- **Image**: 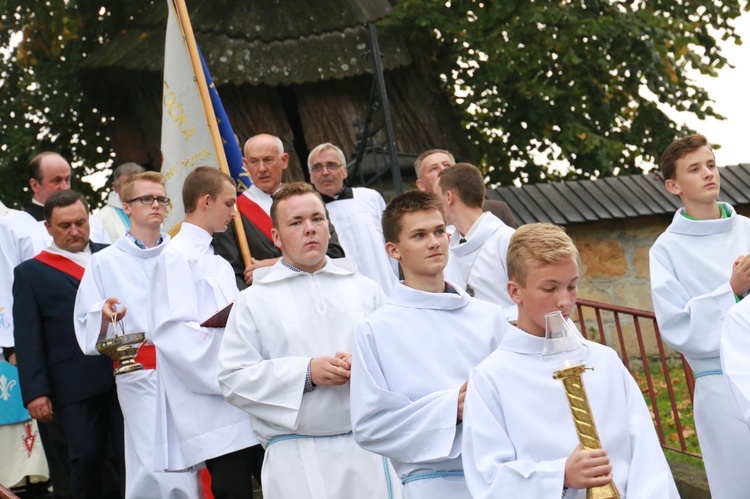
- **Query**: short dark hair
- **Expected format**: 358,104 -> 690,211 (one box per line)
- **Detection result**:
44,190 -> 89,222
437,162 -> 485,209
413,149 -> 455,178
659,134 -> 711,180
382,190 -> 444,243
270,182 -> 325,227
29,152 -> 61,182
182,167 -> 234,213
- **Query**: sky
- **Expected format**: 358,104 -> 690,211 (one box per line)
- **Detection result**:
667,13 -> 750,166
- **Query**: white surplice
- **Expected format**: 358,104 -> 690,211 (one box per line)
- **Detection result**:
721,296 -> 750,426
219,258 -> 401,499
443,212 -> 516,318
462,323 -> 679,499
325,188 -> 397,293
94,191 -> 128,243
350,282 -> 507,499
650,203 -> 750,498
0,211 -> 110,348
147,222 -> 257,472
74,234 -> 202,498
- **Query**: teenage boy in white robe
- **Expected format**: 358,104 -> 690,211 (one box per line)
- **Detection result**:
147,167 -> 261,498
463,223 -> 678,498
218,182 -> 401,499
350,190 -> 507,499
649,134 -> 750,498
74,172 -> 202,499
435,163 -> 516,316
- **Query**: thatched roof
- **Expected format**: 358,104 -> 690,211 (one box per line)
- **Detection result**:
80,0 -> 412,86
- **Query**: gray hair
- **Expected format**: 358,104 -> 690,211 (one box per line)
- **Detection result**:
113,162 -> 145,185
307,143 -> 346,171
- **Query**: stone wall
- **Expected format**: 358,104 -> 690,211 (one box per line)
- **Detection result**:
564,205 -> 750,358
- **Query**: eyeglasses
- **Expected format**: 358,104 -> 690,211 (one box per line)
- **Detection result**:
125,195 -> 170,206
310,162 -> 344,174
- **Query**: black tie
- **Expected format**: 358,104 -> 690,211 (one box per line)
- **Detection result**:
459,238 -> 467,244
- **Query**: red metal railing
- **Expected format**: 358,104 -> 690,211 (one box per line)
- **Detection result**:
575,298 -> 701,459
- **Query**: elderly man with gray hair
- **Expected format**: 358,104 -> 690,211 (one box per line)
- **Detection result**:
308,142 -> 397,292
95,162 -> 145,242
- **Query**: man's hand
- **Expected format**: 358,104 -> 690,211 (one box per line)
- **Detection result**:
335,351 -> 352,367
243,257 -> 280,285
564,445 -> 613,490
101,297 -> 127,336
27,396 -> 54,423
457,381 -> 468,423
311,354 -> 351,386
730,255 -> 750,297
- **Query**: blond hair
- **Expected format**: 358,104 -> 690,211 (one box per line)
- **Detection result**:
507,223 -> 578,286
121,171 -> 165,203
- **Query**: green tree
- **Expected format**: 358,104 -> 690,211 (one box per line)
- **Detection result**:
390,0 -> 748,184
0,0 -> 144,208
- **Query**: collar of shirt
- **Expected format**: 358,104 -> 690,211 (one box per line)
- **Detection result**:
320,186 -> 353,203
125,231 -> 164,250
680,203 -> 730,221
281,258 -> 304,273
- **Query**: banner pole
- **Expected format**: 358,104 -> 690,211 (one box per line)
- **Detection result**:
170,0 -> 253,267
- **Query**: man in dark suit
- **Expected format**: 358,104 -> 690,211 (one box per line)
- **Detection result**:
13,190 -> 124,499
213,133 -> 345,289
414,148 -> 519,228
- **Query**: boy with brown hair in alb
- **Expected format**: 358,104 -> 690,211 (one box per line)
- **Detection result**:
649,134 -> 750,497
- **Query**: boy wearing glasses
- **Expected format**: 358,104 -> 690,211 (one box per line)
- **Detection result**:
74,172 -> 202,498
308,142 -> 398,292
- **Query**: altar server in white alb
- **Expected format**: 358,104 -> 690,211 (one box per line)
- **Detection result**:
435,163 -> 516,316
147,167 -> 261,498
350,191 -> 507,499
94,162 -> 145,243
74,172 -> 202,499
219,182 -> 401,498
308,142 -> 398,292
463,223 -> 678,499
649,134 -> 750,498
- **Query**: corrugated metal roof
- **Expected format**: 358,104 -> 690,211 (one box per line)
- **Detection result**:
79,0 -> 412,86
489,164 -> 750,225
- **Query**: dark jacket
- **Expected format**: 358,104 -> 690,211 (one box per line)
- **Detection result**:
13,242 -> 113,408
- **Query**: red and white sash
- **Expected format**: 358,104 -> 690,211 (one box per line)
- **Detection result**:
237,194 -> 274,242
34,250 -> 85,281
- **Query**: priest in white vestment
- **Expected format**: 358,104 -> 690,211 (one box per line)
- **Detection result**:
435,164 -> 516,317
350,191 -> 507,499
219,183 -> 401,499
650,135 -> 750,497
74,172 -> 201,498
307,143 -> 398,292
147,167 -> 260,498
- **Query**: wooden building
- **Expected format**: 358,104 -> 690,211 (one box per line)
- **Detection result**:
77,0 -> 472,183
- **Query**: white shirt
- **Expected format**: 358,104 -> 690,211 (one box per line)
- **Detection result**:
325,187 -> 398,292
444,212 -> 516,318
147,222 -> 257,471
650,203 -> 750,373
462,323 -> 679,499
219,258 -> 399,498
350,282 -> 507,498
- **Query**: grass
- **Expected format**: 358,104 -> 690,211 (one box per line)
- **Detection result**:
629,359 -> 704,469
